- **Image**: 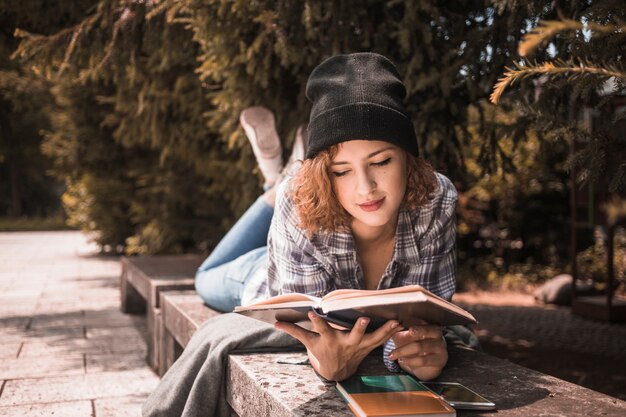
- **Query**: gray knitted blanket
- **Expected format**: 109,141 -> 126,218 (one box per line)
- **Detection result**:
142,313 -> 303,417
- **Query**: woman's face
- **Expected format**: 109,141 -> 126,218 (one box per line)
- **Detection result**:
329,140 -> 407,235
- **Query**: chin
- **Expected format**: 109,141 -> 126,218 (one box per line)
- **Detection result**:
354,213 -> 394,228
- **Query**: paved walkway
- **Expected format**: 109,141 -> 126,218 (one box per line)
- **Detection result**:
453,291 -> 626,400
0,231 -> 158,416
2,231 -> 625,415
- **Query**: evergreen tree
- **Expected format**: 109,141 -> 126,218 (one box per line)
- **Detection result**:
490,0 -> 625,193
13,0 -> 238,252
0,1 -> 96,218
14,0 -> 615,258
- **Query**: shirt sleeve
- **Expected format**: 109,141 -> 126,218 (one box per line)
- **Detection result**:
383,338 -> 402,372
412,174 -> 458,301
265,179 -> 334,297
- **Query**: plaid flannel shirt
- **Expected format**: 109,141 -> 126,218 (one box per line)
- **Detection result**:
242,172 -> 458,372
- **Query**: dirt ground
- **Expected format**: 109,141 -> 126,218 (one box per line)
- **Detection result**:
452,290 -> 626,401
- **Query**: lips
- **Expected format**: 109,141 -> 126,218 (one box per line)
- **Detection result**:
358,197 -> 385,212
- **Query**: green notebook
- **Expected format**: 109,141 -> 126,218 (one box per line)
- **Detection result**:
335,375 -> 455,417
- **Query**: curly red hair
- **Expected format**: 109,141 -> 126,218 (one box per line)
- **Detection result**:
289,144 -> 438,238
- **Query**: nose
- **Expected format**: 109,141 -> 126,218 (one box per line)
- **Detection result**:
355,168 -> 376,197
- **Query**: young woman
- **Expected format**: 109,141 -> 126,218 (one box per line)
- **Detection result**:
195,52 -> 457,382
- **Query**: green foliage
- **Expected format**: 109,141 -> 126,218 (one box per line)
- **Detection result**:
167,0 -> 542,178
0,215 -> 74,231
458,101 -> 570,265
491,0 -> 626,193
12,0 -> 238,253
458,254 -> 563,291
11,0 -> 545,253
0,1 -> 96,218
9,0 -> 620,261
576,227 -> 626,284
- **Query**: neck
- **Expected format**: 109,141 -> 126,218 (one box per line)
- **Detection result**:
351,217 -> 398,248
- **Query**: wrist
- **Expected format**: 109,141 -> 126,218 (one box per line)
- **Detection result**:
307,350 -> 359,381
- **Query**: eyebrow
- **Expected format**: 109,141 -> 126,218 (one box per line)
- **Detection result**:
331,146 -> 394,166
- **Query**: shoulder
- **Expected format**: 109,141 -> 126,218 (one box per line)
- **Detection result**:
410,172 -> 457,215
274,176 -> 300,227
272,176 -> 312,245
406,172 -> 457,232
433,172 -> 458,205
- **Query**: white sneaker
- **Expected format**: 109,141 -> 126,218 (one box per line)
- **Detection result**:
284,124 -> 308,176
240,106 -> 283,186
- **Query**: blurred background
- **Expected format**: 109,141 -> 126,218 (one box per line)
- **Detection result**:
1,0 -> 624,294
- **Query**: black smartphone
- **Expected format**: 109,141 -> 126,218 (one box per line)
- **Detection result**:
422,382 -> 496,410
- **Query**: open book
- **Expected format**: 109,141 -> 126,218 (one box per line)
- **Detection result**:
234,285 -> 477,331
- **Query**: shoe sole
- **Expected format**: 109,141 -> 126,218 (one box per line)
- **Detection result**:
240,107 -> 281,159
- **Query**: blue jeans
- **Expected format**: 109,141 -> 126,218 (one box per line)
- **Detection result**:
195,196 -> 273,312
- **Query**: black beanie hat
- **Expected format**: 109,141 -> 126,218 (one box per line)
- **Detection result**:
305,52 -> 418,159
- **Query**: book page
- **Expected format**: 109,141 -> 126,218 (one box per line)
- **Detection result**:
234,292 -> 320,309
321,284 -> 428,302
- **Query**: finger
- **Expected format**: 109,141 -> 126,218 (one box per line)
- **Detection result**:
274,321 -> 316,347
391,329 -> 412,347
307,311 -> 334,336
347,317 -> 370,345
403,325 -> 443,342
362,319 -> 401,348
389,338 -> 446,360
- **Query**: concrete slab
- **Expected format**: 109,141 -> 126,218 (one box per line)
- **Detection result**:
0,369 -> 159,406
0,317 -> 29,330
0,400 -> 93,417
0,343 -> 21,359
0,231 -> 158,415
86,326 -> 146,340
0,327 -> 85,344
86,352 -> 148,373
94,395 -> 144,417
0,355 -> 85,379
19,335 -> 147,357
30,311 -> 142,330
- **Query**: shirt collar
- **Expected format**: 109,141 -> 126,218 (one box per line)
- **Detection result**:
321,207 -> 420,264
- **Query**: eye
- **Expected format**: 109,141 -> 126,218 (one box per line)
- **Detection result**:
372,157 -> 391,167
332,170 -> 350,177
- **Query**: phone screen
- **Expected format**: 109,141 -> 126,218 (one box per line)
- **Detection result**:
422,382 -> 496,410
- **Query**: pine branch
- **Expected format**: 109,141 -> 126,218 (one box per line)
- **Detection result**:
519,19 -> 626,57
490,59 -> 626,104
518,19 -> 582,57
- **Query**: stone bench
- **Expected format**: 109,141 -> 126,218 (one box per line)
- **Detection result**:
158,292 -> 626,416
120,254 -> 204,373
159,290 -> 220,376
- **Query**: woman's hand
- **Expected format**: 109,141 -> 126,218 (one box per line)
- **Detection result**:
389,324 -> 448,381
275,311 -> 402,381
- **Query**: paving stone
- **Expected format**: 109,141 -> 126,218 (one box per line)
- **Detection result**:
0,327 -> 85,344
34,302 -> 115,315
86,326 -> 146,340
0,317 -> 29,330
0,343 -> 21,359
30,311 -> 142,330
0,400 -> 93,417
85,352 -> 147,373
20,337 -> 147,358
0,369 -> 159,406
0,290 -> 42,300
94,395 -> 145,417
0,302 -> 37,317
0,354 -> 84,380
28,312 -> 85,330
